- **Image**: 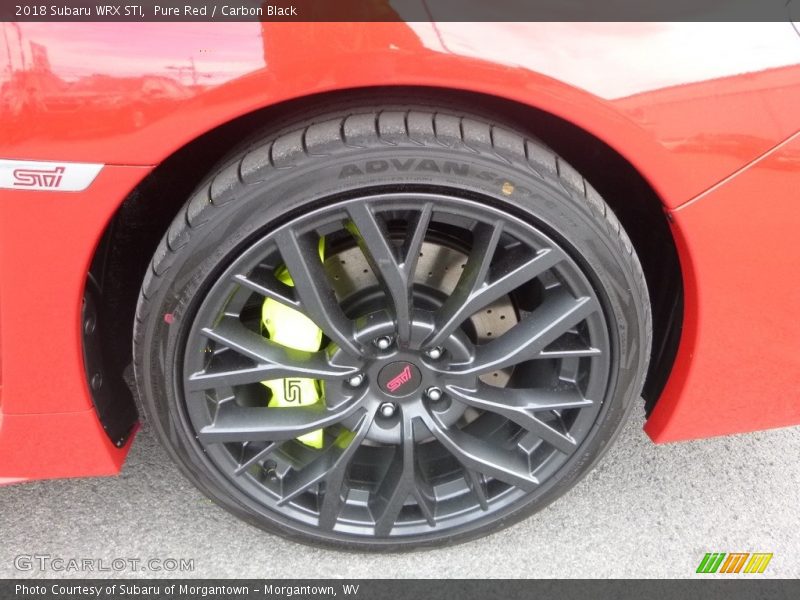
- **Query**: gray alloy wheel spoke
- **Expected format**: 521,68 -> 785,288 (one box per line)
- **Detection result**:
186,317 -> 358,391
426,415 -> 539,491
277,411 -> 373,507
446,383 -> 593,412
370,415 -> 433,537
464,469 -> 489,510
449,287 -> 599,376
232,271 -> 300,309
316,412 -> 376,530
537,347 -> 602,359
415,486 -> 437,528
197,398 -> 362,444
186,365 -> 291,391
346,203 -> 432,346
274,228 -> 360,356
277,443 -> 348,506
401,203 -> 434,279
446,384 -> 584,454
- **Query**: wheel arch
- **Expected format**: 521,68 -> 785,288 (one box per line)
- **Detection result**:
85,86 -> 683,437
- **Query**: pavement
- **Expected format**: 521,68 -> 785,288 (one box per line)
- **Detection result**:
1,405 -> 798,579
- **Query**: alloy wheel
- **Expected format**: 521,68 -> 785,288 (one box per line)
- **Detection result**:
180,192 -> 612,540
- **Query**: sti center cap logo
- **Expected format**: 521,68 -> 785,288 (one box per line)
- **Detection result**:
378,362 -> 422,397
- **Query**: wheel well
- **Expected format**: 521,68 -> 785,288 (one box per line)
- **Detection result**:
87,86 -> 682,431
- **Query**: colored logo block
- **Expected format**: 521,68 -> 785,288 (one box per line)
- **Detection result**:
696,552 -> 772,574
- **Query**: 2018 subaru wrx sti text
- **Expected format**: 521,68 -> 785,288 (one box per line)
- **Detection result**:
1,21 -> 799,550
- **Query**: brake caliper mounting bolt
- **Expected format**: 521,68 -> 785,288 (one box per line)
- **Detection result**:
425,347 -> 443,360
379,402 -> 397,418
348,373 -> 365,387
374,336 -> 393,350
425,386 -> 443,402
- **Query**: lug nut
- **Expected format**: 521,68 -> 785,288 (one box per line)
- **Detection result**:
379,402 -> 397,418
425,347 -> 443,360
374,336 -> 393,350
425,386 -> 443,402
347,373 -> 365,387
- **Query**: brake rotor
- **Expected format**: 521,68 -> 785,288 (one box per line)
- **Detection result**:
324,241 -> 518,385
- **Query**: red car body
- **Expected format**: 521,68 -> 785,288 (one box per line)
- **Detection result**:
1,22 -> 799,484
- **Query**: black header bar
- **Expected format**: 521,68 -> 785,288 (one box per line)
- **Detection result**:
2,0 -> 799,22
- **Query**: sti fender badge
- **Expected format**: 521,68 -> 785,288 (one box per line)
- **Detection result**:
0,159 -> 104,192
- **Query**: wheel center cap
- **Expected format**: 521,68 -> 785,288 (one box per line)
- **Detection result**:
377,361 -> 422,397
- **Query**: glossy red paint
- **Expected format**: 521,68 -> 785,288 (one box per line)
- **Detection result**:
0,412 -> 134,483
0,22 -> 799,481
647,131 -> 800,442
3,23 -> 800,207
0,166 -> 148,479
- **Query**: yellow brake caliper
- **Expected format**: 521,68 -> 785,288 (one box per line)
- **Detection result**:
260,239 -> 325,449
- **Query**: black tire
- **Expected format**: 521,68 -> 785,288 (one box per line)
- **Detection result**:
133,106 -> 651,551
